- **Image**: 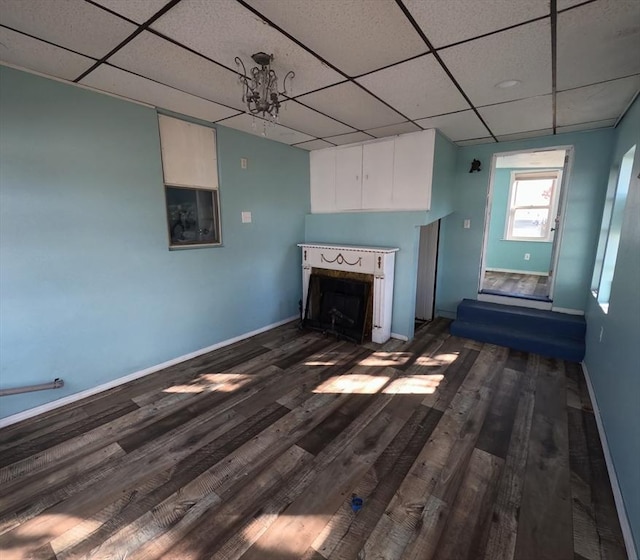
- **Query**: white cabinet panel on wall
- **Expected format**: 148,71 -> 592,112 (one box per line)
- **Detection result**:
158,115 -> 218,189
362,138 -> 394,210
335,145 -> 363,210
310,149 -> 337,213
392,129 -> 435,210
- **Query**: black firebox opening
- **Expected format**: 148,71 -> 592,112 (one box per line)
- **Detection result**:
304,273 -> 371,344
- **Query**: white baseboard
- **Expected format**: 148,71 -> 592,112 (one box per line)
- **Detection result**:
551,306 -> 585,316
477,293 -> 553,310
581,362 -> 638,560
390,333 -> 409,341
485,267 -> 548,276
0,315 -> 298,429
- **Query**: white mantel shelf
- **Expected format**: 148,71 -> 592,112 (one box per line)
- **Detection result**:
298,243 -> 399,344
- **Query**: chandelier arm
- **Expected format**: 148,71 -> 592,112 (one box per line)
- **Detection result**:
281,71 -> 295,95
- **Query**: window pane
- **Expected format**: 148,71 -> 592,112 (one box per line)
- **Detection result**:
166,187 -> 220,246
512,208 -> 549,238
513,179 -> 554,207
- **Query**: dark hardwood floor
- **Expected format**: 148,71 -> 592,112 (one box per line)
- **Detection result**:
482,270 -> 550,299
0,319 -> 627,560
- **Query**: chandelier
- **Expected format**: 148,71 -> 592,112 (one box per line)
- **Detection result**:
235,52 -> 295,124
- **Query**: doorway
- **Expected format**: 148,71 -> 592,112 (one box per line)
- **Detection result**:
479,147 -> 572,308
415,220 -> 440,323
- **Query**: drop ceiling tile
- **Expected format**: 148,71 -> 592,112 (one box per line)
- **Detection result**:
478,95 -> 553,135
556,119 -> 617,134
404,0 -> 549,48
556,76 -> 640,126
293,139 -> 335,151
0,0 -> 137,59
557,0 -> 589,9
356,54 -> 469,120
365,122 -> 422,138
416,110 -> 489,142
440,19 -> 552,107
557,0 -> 640,90
296,82 -> 405,130
243,0 -> 426,77
496,129 -> 553,141
0,27 -> 95,80
92,0 -> 169,24
324,132 -> 374,146
151,0 -> 343,96
456,137 -> 496,146
80,65 -> 239,122
414,110 -> 490,141
218,114 -> 314,145
278,101 -> 355,138
108,31 -> 245,110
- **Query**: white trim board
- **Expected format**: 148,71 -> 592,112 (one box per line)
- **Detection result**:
485,268 -> 549,276
551,306 -> 585,316
0,315 -> 298,429
581,362 -> 638,560
390,333 -> 409,341
477,293 -> 553,310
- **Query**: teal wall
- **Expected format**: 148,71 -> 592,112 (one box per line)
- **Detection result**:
485,167 -> 554,273
0,66 -> 310,419
305,132 -> 457,340
437,128 -> 615,316
584,97 -> 640,553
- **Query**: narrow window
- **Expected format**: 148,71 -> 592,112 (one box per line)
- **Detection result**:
595,145 -> 635,312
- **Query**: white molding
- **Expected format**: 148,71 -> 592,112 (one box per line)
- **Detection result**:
0,316 -> 298,429
390,333 -> 409,341
581,362 -> 638,560
551,306 -> 585,316
485,268 -> 548,276
477,293 -> 552,310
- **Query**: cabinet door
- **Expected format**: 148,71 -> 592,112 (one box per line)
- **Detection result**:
362,139 -> 394,210
392,129 -> 435,210
335,145 -> 363,210
310,148 -> 337,213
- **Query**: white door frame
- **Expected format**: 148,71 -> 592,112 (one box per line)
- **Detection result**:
477,145 -> 574,308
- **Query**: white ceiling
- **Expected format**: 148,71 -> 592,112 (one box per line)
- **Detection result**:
0,0 -> 638,150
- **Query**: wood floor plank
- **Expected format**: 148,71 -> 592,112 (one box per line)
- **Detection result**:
482,353 -> 539,560
0,319 -> 628,560
514,357 -> 574,560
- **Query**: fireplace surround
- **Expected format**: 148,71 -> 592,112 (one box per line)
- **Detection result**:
298,243 -> 399,344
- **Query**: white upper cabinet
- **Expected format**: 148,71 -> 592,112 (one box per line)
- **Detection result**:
158,115 -> 218,189
362,139 -> 395,210
310,149 -> 336,213
335,145 -> 363,210
392,129 -> 434,210
309,129 -> 435,213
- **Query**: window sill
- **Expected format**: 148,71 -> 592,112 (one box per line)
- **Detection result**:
501,238 -> 552,243
169,243 -> 223,251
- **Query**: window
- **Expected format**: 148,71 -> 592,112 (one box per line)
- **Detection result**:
505,171 -> 561,241
593,145 -> 635,312
158,115 -> 221,249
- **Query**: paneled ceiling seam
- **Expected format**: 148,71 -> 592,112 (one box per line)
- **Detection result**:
557,73 -> 640,93
0,24 -> 100,62
73,0 -> 184,83
557,0 -> 599,14
614,90 -> 640,128
234,0 -> 415,127
84,0 -> 142,27
551,0 -> 558,134
394,0 -> 498,142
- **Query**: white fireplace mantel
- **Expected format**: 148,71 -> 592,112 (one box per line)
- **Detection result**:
298,243 -> 399,344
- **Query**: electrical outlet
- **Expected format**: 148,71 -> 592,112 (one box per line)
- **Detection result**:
241,211 -> 252,223
240,158 -> 248,169
524,253 -> 530,261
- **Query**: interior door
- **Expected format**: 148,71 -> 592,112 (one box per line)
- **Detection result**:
415,221 -> 440,321
547,150 -> 572,299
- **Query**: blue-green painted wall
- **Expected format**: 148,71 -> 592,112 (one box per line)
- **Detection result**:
437,128 -> 615,317
485,167 -> 554,273
0,66 -> 310,419
584,97 -> 640,554
305,131 -> 457,340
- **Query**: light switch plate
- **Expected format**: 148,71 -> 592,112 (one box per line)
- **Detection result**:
463,219 -> 471,229
241,211 -> 252,223
241,158 -> 248,169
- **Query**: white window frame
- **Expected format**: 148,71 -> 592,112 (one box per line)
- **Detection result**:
504,170 -> 561,242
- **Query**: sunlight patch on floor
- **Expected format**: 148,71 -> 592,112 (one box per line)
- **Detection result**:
313,374 -> 390,394
415,352 -> 459,367
383,374 -> 444,394
162,373 -> 252,394
358,351 -> 412,367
